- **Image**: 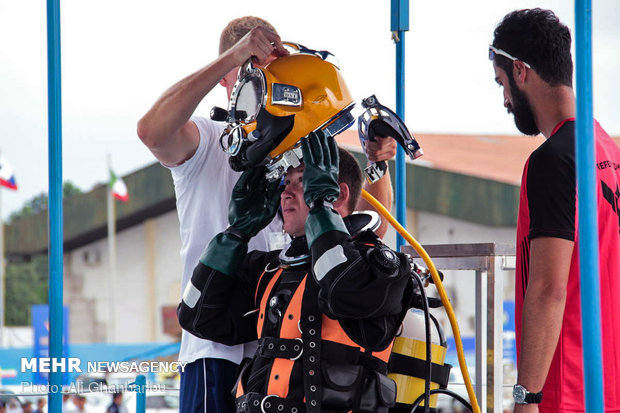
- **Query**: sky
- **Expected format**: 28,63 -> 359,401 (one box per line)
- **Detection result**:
0,0 -> 618,219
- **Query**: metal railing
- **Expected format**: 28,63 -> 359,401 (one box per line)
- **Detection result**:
401,242 -> 515,413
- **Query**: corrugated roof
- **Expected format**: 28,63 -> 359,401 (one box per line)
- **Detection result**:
337,130 -> 620,185
5,162 -> 176,259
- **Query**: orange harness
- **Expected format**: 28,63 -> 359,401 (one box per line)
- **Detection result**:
235,267 -> 394,413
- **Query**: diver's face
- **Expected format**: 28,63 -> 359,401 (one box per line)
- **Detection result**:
281,165 -> 309,238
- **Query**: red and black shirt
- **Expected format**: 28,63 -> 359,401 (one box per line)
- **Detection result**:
515,119 -> 620,411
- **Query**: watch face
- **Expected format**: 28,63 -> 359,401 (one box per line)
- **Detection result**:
513,385 -> 527,404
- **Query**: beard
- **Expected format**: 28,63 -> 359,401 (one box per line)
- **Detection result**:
507,74 -> 540,136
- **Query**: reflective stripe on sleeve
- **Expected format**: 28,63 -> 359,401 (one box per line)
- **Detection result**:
313,245 -> 347,281
182,280 -> 201,309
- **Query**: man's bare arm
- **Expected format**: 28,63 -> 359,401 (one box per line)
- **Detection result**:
356,136 -> 397,238
514,236 -> 574,413
137,28 -> 287,166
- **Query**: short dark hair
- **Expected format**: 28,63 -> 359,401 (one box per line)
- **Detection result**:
219,16 -> 277,55
492,8 -> 573,87
337,147 -> 362,214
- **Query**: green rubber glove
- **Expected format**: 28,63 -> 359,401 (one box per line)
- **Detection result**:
229,165 -> 284,240
200,166 -> 283,276
301,131 -> 348,248
301,130 -> 340,207
199,232 -> 248,276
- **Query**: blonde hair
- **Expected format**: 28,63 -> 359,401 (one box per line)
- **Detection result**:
219,16 -> 277,54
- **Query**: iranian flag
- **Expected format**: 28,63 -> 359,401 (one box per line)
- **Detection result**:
109,170 -> 129,202
0,155 -> 18,190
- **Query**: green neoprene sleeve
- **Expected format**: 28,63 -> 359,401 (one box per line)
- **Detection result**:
305,207 -> 349,249
199,232 -> 248,276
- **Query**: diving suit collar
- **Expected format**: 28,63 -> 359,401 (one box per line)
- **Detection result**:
279,236 -> 310,268
277,211 -> 381,268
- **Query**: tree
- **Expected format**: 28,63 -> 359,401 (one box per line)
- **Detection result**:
8,181 -> 82,222
4,183 -> 81,325
5,255 -> 48,326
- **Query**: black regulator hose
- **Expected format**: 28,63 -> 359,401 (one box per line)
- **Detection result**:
410,389 -> 473,412
409,270 -> 431,413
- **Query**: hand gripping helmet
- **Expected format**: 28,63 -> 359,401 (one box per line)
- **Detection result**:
213,43 -> 355,181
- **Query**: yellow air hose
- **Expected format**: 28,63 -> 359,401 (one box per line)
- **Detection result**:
361,189 -> 481,413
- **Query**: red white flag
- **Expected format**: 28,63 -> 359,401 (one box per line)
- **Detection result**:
0,155 -> 18,190
109,170 -> 128,202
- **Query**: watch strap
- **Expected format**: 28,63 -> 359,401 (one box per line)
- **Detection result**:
524,391 -> 543,404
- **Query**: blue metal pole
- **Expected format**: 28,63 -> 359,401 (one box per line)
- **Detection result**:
575,1 -> 604,411
46,0 -> 63,412
391,0 -> 409,251
395,35 -> 406,251
135,375 -> 146,413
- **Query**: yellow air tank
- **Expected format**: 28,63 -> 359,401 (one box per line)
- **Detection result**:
389,308 -> 451,412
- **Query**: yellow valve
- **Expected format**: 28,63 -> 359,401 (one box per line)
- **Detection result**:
361,189 -> 481,413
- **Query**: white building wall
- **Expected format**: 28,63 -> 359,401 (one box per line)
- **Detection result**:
414,211 -> 516,246
64,211 -> 183,344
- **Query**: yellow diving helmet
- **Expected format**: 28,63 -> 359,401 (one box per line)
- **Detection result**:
213,43 -> 355,180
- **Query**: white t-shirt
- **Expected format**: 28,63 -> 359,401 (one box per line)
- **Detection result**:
168,115 -> 283,364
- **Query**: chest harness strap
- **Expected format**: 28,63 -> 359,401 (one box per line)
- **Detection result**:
235,392 -> 305,413
299,275 -> 323,413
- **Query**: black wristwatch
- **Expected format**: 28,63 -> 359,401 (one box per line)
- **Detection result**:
513,384 -> 543,404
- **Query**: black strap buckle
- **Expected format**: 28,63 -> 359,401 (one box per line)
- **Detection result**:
235,393 -> 305,413
257,337 -> 303,361
235,393 -> 262,413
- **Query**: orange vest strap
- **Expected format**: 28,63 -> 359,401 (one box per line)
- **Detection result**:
266,358 -> 295,397
256,268 -> 283,337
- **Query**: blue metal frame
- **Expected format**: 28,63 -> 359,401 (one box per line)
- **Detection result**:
135,375 -> 147,413
46,0 -> 63,411
391,0 -> 409,250
395,38 -> 406,250
575,0 -> 604,411
391,0 -> 409,31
